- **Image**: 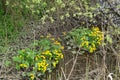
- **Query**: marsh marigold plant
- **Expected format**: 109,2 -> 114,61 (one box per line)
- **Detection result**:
66,27 -> 104,53
13,33 -> 64,79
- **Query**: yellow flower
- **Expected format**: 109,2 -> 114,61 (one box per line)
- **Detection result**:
19,55 -> 22,58
90,32 -> 96,36
89,46 -> 96,53
54,41 -> 61,45
35,55 -> 46,61
42,50 -> 52,55
52,61 -> 58,67
30,74 -> 34,80
35,56 -> 38,61
89,48 -> 93,53
80,42 -> 85,47
46,50 -> 50,53
80,36 -> 85,40
92,43 -> 95,47
85,41 -> 89,46
50,38 -> 55,41
40,55 -> 45,59
37,60 -> 48,73
60,54 -> 63,59
53,62 -> 57,67
19,64 -> 28,68
97,41 -> 100,45
92,27 -> 100,31
54,49 -> 59,53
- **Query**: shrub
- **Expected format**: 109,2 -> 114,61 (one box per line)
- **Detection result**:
5,0 -> 48,19
40,0 -> 100,25
12,34 -> 64,79
65,27 -> 104,54
0,0 -> 48,42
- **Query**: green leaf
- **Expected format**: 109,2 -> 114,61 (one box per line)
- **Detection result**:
22,72 -> 27,77
16,64 -> 20,70
4,60 -> 11,67
102,42 -> 106,46
44,46 -> 50,50
106,35 -> 112,44
12,56 -> 21,63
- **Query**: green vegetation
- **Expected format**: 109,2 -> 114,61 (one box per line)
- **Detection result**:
41,0 -> 100,24
12,34 -> 64,79
0,0 -> 48,43
65,27 -> 104,54
0,0 -> 98,41
0,0 -> 120,80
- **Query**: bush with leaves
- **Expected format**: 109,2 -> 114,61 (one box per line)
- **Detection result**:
0,0 -> 48,42
40,0 -> 100,25
65,27 -> 104,54
5,0 -> 47,18
12,34 -> 64,79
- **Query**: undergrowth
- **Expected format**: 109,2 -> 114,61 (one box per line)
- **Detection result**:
0,0 -> 120,80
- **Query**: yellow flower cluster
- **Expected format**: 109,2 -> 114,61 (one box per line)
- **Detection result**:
89,43 -> 96,53
35,49 -> 63,71
92,27 -> 99,32
89,27 -> 104,53
35,53 -> 49,73
54,50 -> 63,59
50,38 -> 55,41
42,50 -> 52,58
37,60 -> 48,73
14,33 -> 64,79
54,41 -> 61,45
30,73 -> 34,80
78,27 -> 104,53
52,50 -> 63,67
35,55 -> 45,61
52,61 -> 58,67
37,34 -> 64,72
91,27 -> 104,45
80,40 -> 89,47
19,63 -> 28,68
80,40 -> 96,53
